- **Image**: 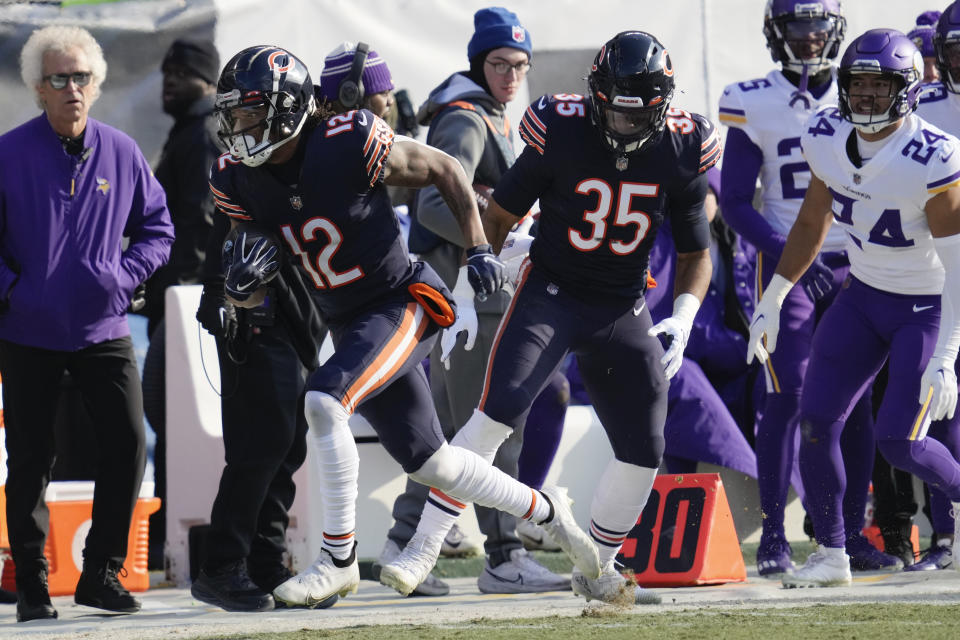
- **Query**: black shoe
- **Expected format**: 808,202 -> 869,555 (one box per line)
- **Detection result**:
248,562 -> 294,594
880,519 -> 917,567
16,567 -> 58,622
192,561 -> 274,612
75,559 -> 141,613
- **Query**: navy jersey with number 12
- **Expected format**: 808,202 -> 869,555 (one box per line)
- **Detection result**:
494,93 -> 718,300
209,109 -> 415,322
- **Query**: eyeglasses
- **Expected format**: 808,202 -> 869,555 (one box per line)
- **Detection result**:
485,60 -> 531,75
43,72 -> 92,90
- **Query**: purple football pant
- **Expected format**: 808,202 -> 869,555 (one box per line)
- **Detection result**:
799,277 -> 960,548
754,251 -> 874,540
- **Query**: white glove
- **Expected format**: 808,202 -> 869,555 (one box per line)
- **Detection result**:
499,231 -> 533,287
647,293 -> 700,380
440,266 -> 478,369
746,274 -> 794,365
920,355 -> 959,421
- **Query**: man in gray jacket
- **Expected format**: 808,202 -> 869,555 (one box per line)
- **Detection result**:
376,6 -> 569,596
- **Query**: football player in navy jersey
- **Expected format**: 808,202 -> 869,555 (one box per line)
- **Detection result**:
205,46 -> 600,608
380,31 -> 715,605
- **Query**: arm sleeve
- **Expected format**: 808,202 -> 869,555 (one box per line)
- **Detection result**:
415,109 -> 488,247
719,127 -> 787,258
492,144 -> 551,218
933,233 -> 960,363
668,171 -> 711,253
201,209 -> 231,287
121,151 -> 175,293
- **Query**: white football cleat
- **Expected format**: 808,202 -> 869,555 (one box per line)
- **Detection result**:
538,486 -> 601,580
572,560 -> 661,605
379,536 -> 442,597
517,518 -> 562,552
272,548 -> 359,606
373,538 -> 449,596
781,546 -> 852,588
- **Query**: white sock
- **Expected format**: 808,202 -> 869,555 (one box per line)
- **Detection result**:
449,409 -> 513,462
410,490 -> 468,556
411,443 -> 550,527
399,412 -> 514,556
589,460 -> 657,566
305,392 -> 359,561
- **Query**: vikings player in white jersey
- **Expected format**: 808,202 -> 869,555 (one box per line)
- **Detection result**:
749,29 -> 960,588
718,0 -> 892,577
908,2 -> 960,572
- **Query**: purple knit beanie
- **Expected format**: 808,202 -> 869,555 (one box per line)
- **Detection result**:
319,41 -> 394,103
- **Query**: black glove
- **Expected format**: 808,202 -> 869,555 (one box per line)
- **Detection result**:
223,226 -> 282,304
465,244 -> 507,302
127,283 -> 147,313
196,286 -> 238,341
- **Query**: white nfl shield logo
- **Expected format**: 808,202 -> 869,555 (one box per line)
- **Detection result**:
852,174 -> 862,185
290,195 -> 303,210
512,25 -> 525,43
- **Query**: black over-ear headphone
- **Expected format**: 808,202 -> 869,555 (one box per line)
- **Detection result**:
338,42 -> 370,110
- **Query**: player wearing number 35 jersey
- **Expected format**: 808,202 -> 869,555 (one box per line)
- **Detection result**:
382,30 -> 715,606
748,29 -> 960,588
206,45 -> 600,609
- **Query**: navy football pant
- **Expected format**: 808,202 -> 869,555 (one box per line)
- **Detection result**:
309,300 -> 444,474
479,265 -> 666,470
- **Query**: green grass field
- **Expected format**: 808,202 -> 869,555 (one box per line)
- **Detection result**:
196,604 -> 960,640
183,540 -> 956,640
356,540 -> 821,581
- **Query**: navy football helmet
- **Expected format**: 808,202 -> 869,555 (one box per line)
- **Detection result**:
837,29 -> 923,134
936,2 -> 960,93
763,0 -> 846,73
587,31 -> 675,155
223,223 -> 282,304
215,46 -> 316,167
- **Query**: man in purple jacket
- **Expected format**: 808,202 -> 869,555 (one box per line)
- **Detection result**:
0,26 -> 173,622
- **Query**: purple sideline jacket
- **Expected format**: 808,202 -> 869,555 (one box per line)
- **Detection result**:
0,114 -> 173,351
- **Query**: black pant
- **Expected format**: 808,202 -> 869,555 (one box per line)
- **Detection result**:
0,337 -> 146,571
204,322 -> 308,572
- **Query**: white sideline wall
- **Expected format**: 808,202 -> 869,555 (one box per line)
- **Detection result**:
164,284 -> 822,586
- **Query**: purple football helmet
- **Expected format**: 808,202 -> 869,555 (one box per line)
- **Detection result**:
837,29 -> 923,134
763,0 -> 846,73
936,2 -> 960,93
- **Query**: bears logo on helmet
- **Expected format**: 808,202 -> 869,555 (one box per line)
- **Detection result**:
587,31 -> 676,157
214,46 -> 316,167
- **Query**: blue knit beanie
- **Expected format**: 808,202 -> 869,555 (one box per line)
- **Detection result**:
467,7 -> 532,62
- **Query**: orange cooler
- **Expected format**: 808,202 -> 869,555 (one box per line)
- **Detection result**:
1,481 -> 159,596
